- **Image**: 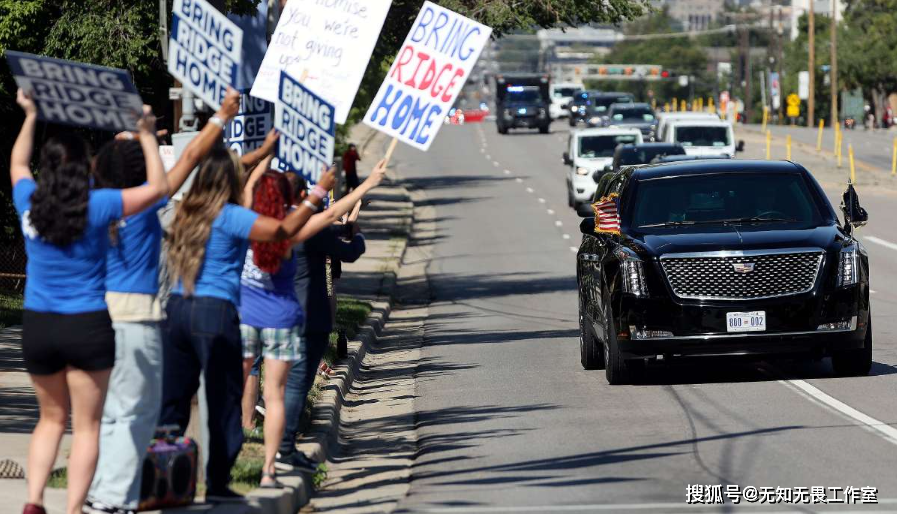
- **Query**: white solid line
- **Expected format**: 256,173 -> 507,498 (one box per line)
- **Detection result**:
864,235 -> 897,252
525,187 -> 534,193
515,178 -> 523,183
780,379 -> 897,447
547,209 -> 555,215
538,198 -> 546,203
563,233 -> 571,239
555,220 -> 563,227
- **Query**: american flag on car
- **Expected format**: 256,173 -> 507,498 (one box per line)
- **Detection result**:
592,193 -> 621,235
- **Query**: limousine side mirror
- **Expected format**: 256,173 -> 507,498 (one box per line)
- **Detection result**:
580,217 -> 595,235
563,152 -> 572,165
736,140 -> 745,152
841,183 -> 869,232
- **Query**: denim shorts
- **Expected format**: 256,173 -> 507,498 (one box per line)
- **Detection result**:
240,324 -> 304,361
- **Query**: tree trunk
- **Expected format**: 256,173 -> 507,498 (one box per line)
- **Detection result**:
872,87 -> 885,129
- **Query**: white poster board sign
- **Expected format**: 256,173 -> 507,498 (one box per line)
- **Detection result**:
168,0 -> 243,109
363,2 -> 491,151
275,70 -> 335,184
250,0 -> 392,124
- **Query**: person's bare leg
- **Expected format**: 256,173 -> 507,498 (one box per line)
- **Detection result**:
261,359 -> 289,483
241,358 -> 259,430
27,371 -> 70,507
65,367 -> 111,514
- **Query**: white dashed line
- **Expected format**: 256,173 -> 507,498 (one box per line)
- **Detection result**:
864,235 -> 897,252
525,187 -> 534,193
547,209 -> 555,215
555,220 -> 563,227
569,246 -> 578,252
538,198 -> 546,204
480,148 -> 485,153
563,234 -> 571,240
485,154 -> 491,160
493,161 -> 500,167
515,178 -> 523,183
504,169 -> 511,175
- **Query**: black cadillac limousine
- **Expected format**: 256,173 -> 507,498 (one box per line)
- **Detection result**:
577,160 -> 871,385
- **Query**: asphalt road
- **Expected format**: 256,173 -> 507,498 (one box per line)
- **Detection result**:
385,119 -> 897,513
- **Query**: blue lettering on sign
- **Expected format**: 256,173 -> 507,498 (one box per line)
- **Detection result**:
407,4 -> 480,61
274,71 -> 335,184
224,89 -> 271,155
366,83 -> 442,146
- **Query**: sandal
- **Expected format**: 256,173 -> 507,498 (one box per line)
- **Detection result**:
259,472 -> 284,489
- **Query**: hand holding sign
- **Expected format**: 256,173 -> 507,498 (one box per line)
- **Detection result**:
16,89 -> 37,117
136,105 -> 158,135
218,87 -> 242,119
317,164 -> 337,192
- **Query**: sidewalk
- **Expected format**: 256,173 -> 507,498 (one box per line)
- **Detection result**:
0,124 -> 414,514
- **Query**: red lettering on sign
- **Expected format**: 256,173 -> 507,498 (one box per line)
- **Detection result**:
390,45 -> 414,83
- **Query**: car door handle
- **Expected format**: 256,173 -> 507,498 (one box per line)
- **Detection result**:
579,253 -> 600,262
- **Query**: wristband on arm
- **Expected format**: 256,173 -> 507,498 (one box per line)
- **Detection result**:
309,185 -> 327,200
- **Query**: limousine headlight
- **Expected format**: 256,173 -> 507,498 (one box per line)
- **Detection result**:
837,245 -> 858,287
616,248 -> 648,297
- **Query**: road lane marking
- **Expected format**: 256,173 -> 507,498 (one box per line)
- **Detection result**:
779,378 -> 897,447
864,235 -> 897,252
493,161 -> 500,167
538,198 -> 546,203
503,169 -> 511,175
526,187 -> 534,193
547,209 -> 555,215
570,246 -> 578,252
480,148 -> 485,153
563,233 -> 571,239
485,154 -> 491,160
555,220 -> 563,227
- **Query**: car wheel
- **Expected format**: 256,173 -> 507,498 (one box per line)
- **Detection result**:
567,188 -> 574,208
498,126 -> 507,134
603,296 -> 638,385
539,125 -> 549,134
831,318 -> 873,376
580,301 -> 604,370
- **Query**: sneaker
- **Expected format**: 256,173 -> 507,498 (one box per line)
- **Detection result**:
23,504 -> 46,514
205,487 -> 245,503
82,499 -> 134,514
275,451 -> 319,473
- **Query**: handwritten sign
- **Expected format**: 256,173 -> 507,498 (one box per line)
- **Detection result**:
168,0 -> 243,109
251,0 -> 392,124
5,51 -> 143,132
363,2 -> 491,151
275,70 -> 335,184
225,90 -> 272,156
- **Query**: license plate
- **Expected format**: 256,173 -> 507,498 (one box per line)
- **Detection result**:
726,311 -> 766,332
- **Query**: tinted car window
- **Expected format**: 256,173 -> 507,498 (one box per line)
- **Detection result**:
579,134 -> 639,158
618,146 -> 686,166
631,173 -> 825,228
675,126 -> 730,147
611,107 -> 655,122
507,87 -> 542,103
554,87 -> 580,98
592,96 -> 632,113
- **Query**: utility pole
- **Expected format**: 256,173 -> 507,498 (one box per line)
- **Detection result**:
741,26 -> 753,122
830,0 -> 838,128
808,0 -> 815,127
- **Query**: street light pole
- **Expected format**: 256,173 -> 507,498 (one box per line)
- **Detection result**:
808,0 -> 815,127
830,0 -> 838,128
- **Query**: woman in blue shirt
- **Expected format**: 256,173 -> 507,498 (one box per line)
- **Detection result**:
11,90 -> 169,514
161,148 -> 335,502
84,90 -> 266,513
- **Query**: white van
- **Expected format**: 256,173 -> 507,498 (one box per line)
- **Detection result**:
665,119 -> 740,158
655,112 -> 719,146
549,82 -> 583,120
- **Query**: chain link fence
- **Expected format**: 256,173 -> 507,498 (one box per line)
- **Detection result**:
0,236 -> 26,294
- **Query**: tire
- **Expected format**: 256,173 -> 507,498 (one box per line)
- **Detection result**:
580,301 -> 604,369
603,296 -> 639,385
539,125 -> 549,134
498,126 -> 508,134
567,189 -> 574,208
831,318 -> 872,376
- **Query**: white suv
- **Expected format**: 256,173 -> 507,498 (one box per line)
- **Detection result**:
564,128 -> 642,215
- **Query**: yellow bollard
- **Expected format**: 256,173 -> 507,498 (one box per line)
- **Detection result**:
892,137 -> 897,176
836,132 -> 843,168
786,134 -> 792,161
708,98 -> 715,114
816,119 -> 824,151
664,102 -> 670,113
680,100 -> 687,112
849,144 -> 856,183
672,97 -> 678,112
651,98 -> 657,110
762,106 -> 769,132
766,130 -> 772,160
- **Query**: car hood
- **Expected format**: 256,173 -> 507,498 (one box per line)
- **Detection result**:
573,156 -> 613,171
628,225 -> 844,257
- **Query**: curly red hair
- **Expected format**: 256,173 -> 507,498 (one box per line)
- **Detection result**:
250,171 -> 294,273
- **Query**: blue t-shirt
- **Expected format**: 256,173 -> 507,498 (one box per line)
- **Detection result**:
106,197 -> 168,294
239,248 -> 304,329
172,203 -> 258,305
13,178 -> 123,313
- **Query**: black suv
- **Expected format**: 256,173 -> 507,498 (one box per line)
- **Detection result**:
577,160 -> 871,384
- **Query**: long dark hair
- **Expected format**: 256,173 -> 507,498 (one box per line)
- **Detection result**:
250,171 -> 293,273
167,147 -> 243,296
30,134 -> 91,247
94,139 -> 147,189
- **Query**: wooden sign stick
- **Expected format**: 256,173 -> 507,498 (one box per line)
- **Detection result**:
383,137 -> 399,167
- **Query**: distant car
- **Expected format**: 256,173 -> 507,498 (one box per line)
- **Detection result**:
584,93 -> 634,127
611,143 -> 686,172
549,82 -> 583,119
563,127 -> 642,215
568,91 -> 596,127
664,119 -> 742,158
604,103 -> 658,140
655,112 -> 720,144
577,160 -> 872,384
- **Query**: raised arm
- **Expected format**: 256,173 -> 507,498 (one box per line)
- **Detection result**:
241,128 -> 279,171
167,88 -> 241,194
242,153 -> 274,208
290,158 -> 387,243
11,89 -> 37,187
248,167 -> 337,242
120,107 -> 169,216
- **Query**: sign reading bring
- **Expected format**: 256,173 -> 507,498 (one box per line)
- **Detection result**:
275,70 -> 335,184
5,51 -> 143,132
363,2 -> 491,151
168,0 -> 243,109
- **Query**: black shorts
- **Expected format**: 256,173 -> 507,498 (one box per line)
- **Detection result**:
22,309 -> 116,375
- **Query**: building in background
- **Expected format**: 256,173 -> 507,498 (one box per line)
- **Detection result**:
789,0 -> 845,39
654,0 -> 726,30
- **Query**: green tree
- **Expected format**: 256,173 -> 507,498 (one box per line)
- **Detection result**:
782,13 -> 835,125
839,0 -> 897,123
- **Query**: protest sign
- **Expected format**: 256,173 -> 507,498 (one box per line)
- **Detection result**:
274,70 -> 335,184
160,145 -> 176,171
6,51 -> 143,132
225,90 -> 272,156
251,0 -> 392,124
363,2 -> 491,151
168,0 -> 243,109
